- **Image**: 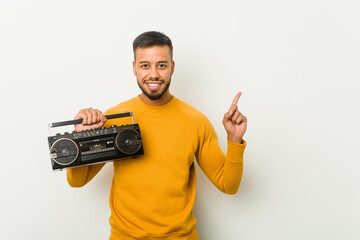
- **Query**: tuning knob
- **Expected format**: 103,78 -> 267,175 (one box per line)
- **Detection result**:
110,125 -> 117,128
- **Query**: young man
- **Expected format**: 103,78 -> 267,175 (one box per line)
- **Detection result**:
67,31 -> 247,240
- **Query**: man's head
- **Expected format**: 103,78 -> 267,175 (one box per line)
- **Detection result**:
132,31 -> 175,105
133,31 -> 173,61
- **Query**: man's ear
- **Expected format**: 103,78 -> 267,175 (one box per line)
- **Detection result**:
133,61 -> 137,76
171,60 -> 175,76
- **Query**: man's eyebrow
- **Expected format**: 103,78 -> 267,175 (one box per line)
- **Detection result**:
138,60 -> 169,64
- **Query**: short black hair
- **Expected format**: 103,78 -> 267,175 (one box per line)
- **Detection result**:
133,31 -> 173,59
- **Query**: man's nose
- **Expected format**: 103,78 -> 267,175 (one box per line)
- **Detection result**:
149,66 -> 160,79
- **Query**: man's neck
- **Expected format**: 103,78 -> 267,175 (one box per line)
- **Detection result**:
138,92 -> 173,106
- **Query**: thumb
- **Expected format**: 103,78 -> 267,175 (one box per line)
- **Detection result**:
100,115 -> 107,124
96,115 -> 107,128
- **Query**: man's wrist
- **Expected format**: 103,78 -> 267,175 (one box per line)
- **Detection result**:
228,136 -> 243,144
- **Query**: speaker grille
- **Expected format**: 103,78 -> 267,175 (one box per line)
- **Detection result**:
115,128 -> 141,154
50,138 -> 79,165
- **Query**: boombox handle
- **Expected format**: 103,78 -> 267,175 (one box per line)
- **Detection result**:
49,112 -> 135,128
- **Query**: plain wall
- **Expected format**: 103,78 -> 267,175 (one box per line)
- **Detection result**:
1,0 -> 359,239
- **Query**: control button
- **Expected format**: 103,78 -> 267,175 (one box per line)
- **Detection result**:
110,125 -> 117,128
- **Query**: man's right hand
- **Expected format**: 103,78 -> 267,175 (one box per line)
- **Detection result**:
74,108 -> 107,132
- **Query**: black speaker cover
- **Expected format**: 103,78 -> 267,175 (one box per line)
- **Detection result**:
50,138 -> 79,165
115,128 -> 141,154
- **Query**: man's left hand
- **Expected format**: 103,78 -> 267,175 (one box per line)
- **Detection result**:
222,92 -> 247,144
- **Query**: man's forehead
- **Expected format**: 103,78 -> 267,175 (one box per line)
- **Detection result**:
135,45 -> 171,60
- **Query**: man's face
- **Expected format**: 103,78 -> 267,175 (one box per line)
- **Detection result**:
133,45 -> 174,101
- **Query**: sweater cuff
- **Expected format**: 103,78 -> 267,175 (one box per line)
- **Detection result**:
226,139 -> 247,162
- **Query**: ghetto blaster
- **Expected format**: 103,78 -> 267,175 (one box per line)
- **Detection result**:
47,112 -> 144,170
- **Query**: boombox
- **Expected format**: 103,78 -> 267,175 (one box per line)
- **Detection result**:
48,112 -> 144,171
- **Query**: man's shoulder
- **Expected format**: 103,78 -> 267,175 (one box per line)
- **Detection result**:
104,97 -> 137,115
103,97 -> 138,127
173,97 -> 209,122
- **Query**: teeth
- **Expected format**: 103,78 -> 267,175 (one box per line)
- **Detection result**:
148,83 -> 159,86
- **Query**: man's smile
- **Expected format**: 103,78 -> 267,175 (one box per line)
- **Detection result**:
145,81 -> 163,90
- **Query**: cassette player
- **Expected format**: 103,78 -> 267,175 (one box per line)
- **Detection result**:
48,112 -> 144,171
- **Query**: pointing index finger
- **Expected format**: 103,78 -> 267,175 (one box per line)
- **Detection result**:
232,92 -> 242,105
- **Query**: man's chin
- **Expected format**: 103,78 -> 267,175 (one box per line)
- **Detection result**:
143,91 -> 164,101
137,78 -> 171,101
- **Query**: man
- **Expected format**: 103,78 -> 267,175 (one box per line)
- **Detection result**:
67,31 -> 247,240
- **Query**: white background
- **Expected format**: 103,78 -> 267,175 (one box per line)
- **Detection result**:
1,0 -> 359,239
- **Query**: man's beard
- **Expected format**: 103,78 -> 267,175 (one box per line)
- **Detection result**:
137,78 -> 171,101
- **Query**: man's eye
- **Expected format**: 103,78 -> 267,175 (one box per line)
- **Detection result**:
159,64 -> 167,68
141,64 -> 149,68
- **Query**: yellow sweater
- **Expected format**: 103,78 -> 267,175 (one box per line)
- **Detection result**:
67,96 -> 246,240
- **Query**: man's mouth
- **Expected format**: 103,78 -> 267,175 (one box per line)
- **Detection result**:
145,81 -> 162,90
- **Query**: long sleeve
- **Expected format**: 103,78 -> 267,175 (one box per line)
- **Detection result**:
66,163 -> 105,187
195,116 -> 246,194
66,109 -> 114,188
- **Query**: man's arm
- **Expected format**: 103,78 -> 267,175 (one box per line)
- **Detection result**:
67,164 -> 105,187
195,92 -> 247,194
66,108 -> 107,187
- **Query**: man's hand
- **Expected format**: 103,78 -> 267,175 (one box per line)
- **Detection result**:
74,107 -> 107,132
222,92 -> 247,144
